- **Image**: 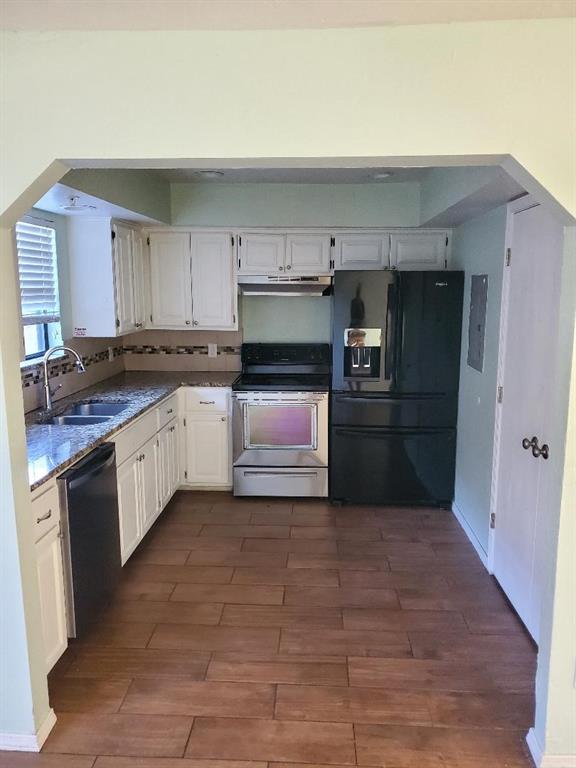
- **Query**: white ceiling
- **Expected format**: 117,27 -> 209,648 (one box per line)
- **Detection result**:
2,0 -> 574,30
160,167 -> 428,184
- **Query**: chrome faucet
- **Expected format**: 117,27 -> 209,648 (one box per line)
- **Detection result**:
42,346 -> 86,411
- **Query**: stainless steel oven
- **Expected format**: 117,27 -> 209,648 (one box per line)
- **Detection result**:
233,390 -> 328,497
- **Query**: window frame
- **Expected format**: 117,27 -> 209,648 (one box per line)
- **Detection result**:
15,215 -> 63,362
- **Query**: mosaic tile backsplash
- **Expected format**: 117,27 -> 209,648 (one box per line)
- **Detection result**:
21,344 -> 241,387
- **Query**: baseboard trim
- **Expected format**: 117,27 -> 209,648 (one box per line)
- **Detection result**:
451,502 -> 489,569
0,708 -> 56,752
527,728 -> 576,767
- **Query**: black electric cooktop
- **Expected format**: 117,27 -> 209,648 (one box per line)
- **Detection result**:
232,373 -> 330,392
233,343 -> 331,392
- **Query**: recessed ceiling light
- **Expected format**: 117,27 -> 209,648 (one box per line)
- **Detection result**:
372,172 -> 393,180
198,170 -> 225,179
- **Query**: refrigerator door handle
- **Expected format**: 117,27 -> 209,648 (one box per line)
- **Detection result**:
384,282 -> 397,380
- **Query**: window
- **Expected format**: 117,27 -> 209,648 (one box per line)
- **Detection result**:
15,220 -> 62,360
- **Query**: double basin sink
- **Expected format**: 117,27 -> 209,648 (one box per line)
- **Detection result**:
46,401 -> 130,426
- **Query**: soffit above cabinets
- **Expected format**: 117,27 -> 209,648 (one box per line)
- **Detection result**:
34,183 -> 163,225
158,167 -> 428,184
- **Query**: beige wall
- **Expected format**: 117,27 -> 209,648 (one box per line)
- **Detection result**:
1,17 -> 575,757
1,21 -> 575,221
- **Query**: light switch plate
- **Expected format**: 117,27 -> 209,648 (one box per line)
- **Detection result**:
208,343 -> 217,358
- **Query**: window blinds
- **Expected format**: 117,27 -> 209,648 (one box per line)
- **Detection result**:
15,221 -> 61,325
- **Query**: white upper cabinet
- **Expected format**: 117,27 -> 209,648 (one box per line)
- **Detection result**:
68,217 -> 146,337
149,232 -> 193,328
334,233 -> 390,270
285,234 -> 332,274
132,228 -> 147,329
148,231 -> 237,330
238,233 -> 285,275
113,223 -> 136,334
389,232 -> 448,270
191,233 -> 236,329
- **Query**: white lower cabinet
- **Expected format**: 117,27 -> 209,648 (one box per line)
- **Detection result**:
117,454 -> 142,564
35,524 -> 68,672
140,435 -> 161,536
183,412 -> 231,487
158,418 -> 180,509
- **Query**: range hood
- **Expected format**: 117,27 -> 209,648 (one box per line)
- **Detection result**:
238,275 -> 332,297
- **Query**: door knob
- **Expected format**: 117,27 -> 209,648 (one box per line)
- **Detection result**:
522,436 -> 549,460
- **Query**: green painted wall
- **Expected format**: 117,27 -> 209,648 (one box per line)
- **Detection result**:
242,296 -> 331,343
63,169 -> 171,223
171,182 -> 420,227
451,204 -> 507,553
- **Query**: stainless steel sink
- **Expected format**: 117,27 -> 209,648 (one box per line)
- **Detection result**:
48,414 -> 114,426
62,401 -> 130,417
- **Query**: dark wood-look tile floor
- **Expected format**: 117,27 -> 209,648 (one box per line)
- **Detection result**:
3,491 -> 537,768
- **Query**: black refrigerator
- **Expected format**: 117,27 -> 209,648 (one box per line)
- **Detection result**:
330,270 -> 464,506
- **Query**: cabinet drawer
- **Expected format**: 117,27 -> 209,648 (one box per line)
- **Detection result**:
157,394 -> 178,431
113,408 -> 158,465
182,387 -> 230,413
31,482 -> 60,543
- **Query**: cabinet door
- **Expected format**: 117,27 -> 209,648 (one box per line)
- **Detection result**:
35,525 -> 67,671
139,436 -> 160,534
157,424 -> 172,509
389,232 -> 447,270
238,233 -> 285,275
191,233 -> 236,329
285,235 -> 332,275
132,228 -> 147,329
113,223 -> 136,333
334,234 -> 389,270
184,413 -> 230,486
149,232 -> 192,327
117,456 -> 141,564
168,421 -> 181,495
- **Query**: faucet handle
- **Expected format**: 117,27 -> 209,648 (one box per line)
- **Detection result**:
50,383 -> 63,397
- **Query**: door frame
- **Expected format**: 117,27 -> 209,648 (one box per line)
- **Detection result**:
487,194 -> 555,574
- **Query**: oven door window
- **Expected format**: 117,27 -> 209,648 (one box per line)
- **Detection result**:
244,404 -> 317,450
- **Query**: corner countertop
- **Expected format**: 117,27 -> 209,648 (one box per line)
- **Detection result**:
26,371 -> 238,491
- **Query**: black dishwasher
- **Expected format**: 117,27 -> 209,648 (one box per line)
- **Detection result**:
58,443 -> 121,637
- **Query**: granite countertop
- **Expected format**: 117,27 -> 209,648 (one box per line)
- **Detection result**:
26,371 -> 238,491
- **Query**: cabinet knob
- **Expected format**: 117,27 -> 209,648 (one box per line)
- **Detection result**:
278,266 -> 284,271
185,320 -> 191,325
193,320 -> 199,326
286,264 -> 292,270
221,416 -> 226,422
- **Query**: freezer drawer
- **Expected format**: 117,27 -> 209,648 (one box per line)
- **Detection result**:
330,426 -> 456,505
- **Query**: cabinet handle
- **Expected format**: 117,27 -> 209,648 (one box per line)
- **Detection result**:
36,509 -> 52,524
134,322 -> 143,328
200,400 -> 215,405
166,408 -> 173,414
